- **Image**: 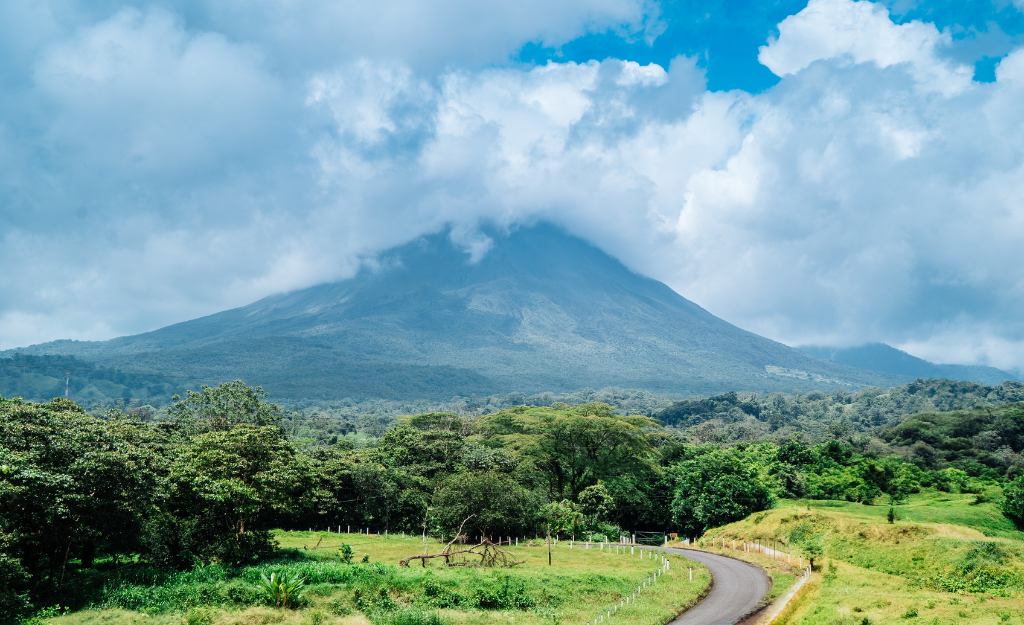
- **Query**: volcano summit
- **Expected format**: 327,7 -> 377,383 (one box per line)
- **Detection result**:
10,224 -> 902,399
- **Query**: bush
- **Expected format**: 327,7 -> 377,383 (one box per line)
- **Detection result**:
185,608 -> 214,625
339,544 -> 354,563
422,579 -> 463,608
468,577 -> 536,610
257,571 -> 306,608
1001,476 -> 1024,524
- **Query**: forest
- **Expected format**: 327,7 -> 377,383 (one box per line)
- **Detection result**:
3,378 -> 1024,622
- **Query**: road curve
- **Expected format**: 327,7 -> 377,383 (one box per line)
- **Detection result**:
657,547 -> 770,625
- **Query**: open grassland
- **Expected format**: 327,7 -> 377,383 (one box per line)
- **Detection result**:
43,533 -> 709,625
694,490 -> 1024,624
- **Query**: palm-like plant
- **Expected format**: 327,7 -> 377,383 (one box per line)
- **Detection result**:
257,571 -> 306,608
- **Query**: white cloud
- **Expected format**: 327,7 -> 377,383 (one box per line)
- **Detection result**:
2,0 -> 1024,376
33,7 -> 283,176
758,0 -> 972,96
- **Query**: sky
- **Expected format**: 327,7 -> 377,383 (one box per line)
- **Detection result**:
2,0 -> 1024,375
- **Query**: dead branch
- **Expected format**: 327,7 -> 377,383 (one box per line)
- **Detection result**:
399,517 -> 524,568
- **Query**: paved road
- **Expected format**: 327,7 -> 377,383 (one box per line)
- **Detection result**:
657,547 -> 770,625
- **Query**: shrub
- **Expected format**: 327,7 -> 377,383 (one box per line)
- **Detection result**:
257,571 -> 306,608
185,607 -> 214,625
339,544 -> 354,564
468,577 -> 536,610
1001,476 -> 1024,524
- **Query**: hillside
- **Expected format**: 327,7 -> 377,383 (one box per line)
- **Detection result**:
801,343 -> 1019,386
5,224 -> 907,400
699,494 -> 1024,624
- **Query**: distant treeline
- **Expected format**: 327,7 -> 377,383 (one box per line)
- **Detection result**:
0,353 -> 189,409
4,381 -> 1024,620
656,379 -> 1024,443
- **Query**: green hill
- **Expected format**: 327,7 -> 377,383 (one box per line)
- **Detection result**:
801,343 -> 1019,386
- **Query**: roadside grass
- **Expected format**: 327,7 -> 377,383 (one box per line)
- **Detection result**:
43,533 -> 709,625
777,559 -> 1024,625
694,490 -> 1024,624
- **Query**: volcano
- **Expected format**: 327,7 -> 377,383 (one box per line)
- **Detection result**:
10,224 -> 903,399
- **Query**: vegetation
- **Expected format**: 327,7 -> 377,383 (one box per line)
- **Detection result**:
657,379 -> 1024,441
9,532 -> 710,625
4,376 -> 1024,625
698,494 -> 1024,623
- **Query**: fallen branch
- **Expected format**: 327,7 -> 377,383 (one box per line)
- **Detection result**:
399,516 -> 523,568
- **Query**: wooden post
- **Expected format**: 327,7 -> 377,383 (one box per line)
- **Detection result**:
547,523 -> 552,566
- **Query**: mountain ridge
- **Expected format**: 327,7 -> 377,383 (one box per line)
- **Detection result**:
800,343 -> 1019,387
6,224 -> 909,399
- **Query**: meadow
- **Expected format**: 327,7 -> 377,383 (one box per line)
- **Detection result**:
39,533 -> 709,625
693,490 -> 1024,624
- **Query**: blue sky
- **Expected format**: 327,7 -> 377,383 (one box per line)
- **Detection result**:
523,0 -> 1024,90
2,0 -> 1024,375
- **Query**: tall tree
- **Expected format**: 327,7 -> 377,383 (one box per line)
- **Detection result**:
479,403 -> 658,500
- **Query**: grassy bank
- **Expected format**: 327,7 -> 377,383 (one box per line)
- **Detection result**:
694,490 -> 1024,624
40,533 -> 710,625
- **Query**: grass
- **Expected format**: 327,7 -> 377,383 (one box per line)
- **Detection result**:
42,533 -> 710,625
692,489 -> 1024,624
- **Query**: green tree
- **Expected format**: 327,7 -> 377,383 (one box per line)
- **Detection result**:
540,499 -> 584,538
669,446 -> 775,535
1003,475 -> 1024,525
578,484 -> 614,523
164,425 -> 304,565
167,381 -> 281,434
0,397 -> 159,605
432,472 -> 535,540
478,403 -> 658,501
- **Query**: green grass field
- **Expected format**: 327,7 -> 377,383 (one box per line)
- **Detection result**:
45,533 -> 709,625
693,490 -> 1024,624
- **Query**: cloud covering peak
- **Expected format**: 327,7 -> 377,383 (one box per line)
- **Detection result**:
2,0 -> 1024,376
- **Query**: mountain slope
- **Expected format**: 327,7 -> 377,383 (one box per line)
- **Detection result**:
7,224 -> 906,399
800,343 -> 1018,386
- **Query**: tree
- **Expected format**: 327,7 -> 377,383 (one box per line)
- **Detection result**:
669,446 -> 775,535
167,381 -> 281,434
479,403 -> 658,501
164,425 -> 305,565
578,484 -> 614,524
432,472 -> 536,540
0,397 -> 159,604
540,500 -> 584,538
1003,475 -> 1024,525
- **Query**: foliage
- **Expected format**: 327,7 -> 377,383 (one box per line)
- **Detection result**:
257,571 -> 305,608
881,403 -> 1024,477
167,381 -> 282,434
0,396 -> 161,618
1003,475 -> 1024,525
658,381 -> 1024,445
477,402 -> 660,500
669,445 -> 776,535
431,472 -> 536,539
5,377 -> 1024,620
540,500 -> 584,538
158,424 -> 307,566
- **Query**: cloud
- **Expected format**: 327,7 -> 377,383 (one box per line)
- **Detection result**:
758,0 -> 972,95
2,0 -> 1024,376
33,8 -> 283,177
